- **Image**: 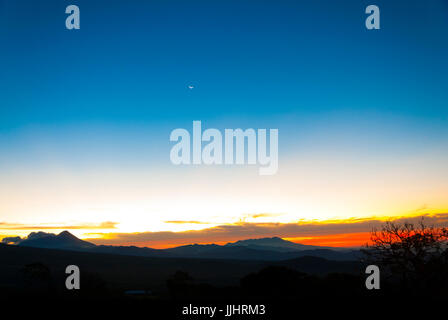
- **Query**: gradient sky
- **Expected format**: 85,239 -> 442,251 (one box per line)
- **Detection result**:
1,0 -> 448,247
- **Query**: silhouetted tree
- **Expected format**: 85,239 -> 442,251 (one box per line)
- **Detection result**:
361,220 -> 448,296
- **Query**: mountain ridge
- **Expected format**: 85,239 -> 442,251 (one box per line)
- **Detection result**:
18,230 -> 96,250
10,230 -> 360,261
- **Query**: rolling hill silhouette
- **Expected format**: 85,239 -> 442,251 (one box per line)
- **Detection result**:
0,242 -> 361,291
14,231 -> 359,261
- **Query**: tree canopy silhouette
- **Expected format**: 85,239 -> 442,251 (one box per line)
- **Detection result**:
362,219 -> 448,295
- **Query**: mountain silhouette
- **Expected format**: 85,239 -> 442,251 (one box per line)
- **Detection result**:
16,231 -> 359,261
19,231 -> 96,250
225,236 -> 330,252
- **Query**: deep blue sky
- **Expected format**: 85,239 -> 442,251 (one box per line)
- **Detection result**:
1,0 -> 448,235
1,0 -> 447,166
0,0 -> 447,168
1,0 -> 447,125
0,0 -> 447,174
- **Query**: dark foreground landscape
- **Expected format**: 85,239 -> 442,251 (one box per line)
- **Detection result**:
1,227 -> 447,318
0,243 -> 386,317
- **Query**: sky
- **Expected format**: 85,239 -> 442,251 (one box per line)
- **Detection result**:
1,0 -> 448,248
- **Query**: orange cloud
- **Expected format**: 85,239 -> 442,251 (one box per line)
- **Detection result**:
86,212 -> 448,248
0,221 -> 118,230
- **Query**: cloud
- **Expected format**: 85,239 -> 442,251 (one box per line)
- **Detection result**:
238,213 -> 283,221
164,220 -> 210,224
1,231 -> 57,244
163,213 -> 282,225
87,213 -> 448,248
0,221 -> 118,230
1,236 -> 22,244
26,231 -> 56,240
248,213 -> 279,219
